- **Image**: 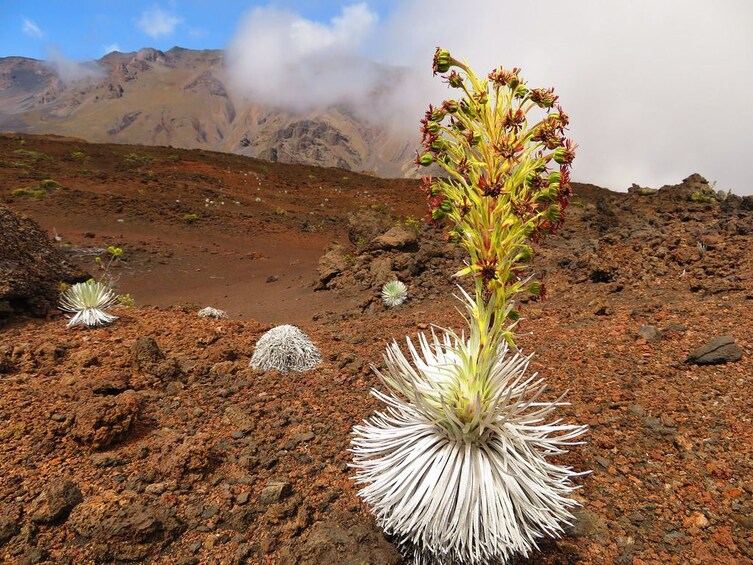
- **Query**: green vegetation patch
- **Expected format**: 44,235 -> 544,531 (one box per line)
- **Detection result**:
11,178 -> 62,199
13,148 -> 52,162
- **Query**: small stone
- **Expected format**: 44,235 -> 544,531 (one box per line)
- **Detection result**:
266,275 -> 279,283
259,479 -> 291,506
90,453 -> 128,468
284,431 -> 315,451
627,404 -> 645,417
188,540 -> 202,553
636,325 -> 661,342
204,533 -> 218,549
683,511 -> 709,530
595,455 -> 612,469
673,433 -> 694,452
145,482 -> 168,495
236,492 -> 249,505
686,335 -> 744,365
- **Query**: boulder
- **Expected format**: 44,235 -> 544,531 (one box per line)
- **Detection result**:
71,390 -> 141,450
0,204 -> 88,318
370,225 -> 418,251
27,479 -> 83,524
685,336 -> 744,365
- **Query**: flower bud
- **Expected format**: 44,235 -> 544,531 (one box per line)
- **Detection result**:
447,70 -> 464,88
431,138 -> 450,152
418,153 -> 435,166
433,48 -> 452,74
513,84 -> 528,99
553,145 -> 575,165
442,99 -> 459,114
430,108 -> 446,122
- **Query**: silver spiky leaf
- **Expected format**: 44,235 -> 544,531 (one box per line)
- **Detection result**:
351,295 -> 587,564
59,280 -> 119,328
382,280 -> 408,307
250,324 -> 321,374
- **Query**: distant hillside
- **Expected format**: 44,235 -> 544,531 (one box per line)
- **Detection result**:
0,47 -> 416,177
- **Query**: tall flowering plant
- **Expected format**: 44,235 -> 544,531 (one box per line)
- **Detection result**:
351,48 -> 587,565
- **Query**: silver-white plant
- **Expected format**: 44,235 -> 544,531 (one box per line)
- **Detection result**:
351,290 -> 587,565
59,280 -> 119,328
197,306 -> 228,319
382,280 -> 408,307
250,324 -> 321,374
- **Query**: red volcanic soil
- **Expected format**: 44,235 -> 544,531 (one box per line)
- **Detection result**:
1,134 -> 753,564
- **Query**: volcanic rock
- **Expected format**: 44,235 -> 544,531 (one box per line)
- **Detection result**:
685,336 -> 744,365
0,204 -> 88,318
70,390 -> 141,450
67,490 -> 184,562
370,225 -> 418,251
27,479 -> 83,524
636,325 -> 662,342
277,511 -> 402,565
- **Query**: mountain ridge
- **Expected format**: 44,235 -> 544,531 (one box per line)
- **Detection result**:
0,47 -> 416,177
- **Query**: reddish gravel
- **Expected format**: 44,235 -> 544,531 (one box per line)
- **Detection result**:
1,134 -> 752,564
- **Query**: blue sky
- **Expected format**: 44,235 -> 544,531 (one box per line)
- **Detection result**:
2,1 -> 753,194
0,1 -> 396,61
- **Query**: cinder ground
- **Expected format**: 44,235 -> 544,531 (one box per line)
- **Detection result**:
1,134 -> 752,564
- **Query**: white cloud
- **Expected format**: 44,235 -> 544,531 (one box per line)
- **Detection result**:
226,3 -> 379,112
22,17 -> 44,39
137,6 -> 182,38
102,43 -> 121,55
46,47 -> 104,83
227,0 -> 753,194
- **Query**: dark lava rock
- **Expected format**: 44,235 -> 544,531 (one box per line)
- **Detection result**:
130,336 -> 183,381
27,479 -> 83,524
0,514 -> 20,545
277,511 -> 402,565
0,204 -> 88,318
67,490 -> 184,562
71,390 -> 141,450
153,432 -> 216,484
131,336 -> 164,368
685,335 -> 744,365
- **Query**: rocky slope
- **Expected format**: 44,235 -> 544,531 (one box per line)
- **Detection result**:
1,134 -> 752,564
0,48 -> 414,177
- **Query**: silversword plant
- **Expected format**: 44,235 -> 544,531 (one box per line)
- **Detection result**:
351,48 -> 587,565
250,324 -> 321,374
381,280 -> 408,307
59,279 -> 119,328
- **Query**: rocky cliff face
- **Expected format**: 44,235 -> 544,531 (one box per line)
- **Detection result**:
0,48 -> 415,176
0,204 -> 88,318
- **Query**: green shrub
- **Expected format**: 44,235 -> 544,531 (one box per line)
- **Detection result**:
13,149 -> 51,161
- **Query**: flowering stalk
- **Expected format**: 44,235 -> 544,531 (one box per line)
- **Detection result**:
352,48 -> 585,565
419,47 -> 575,346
